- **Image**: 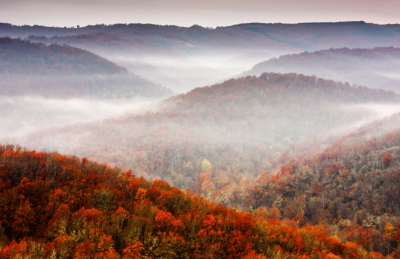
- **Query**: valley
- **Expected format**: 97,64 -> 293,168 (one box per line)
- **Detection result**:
1,19 -> 400,258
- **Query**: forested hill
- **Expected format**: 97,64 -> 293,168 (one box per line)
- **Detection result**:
243,47 -> 400,92
213,125 -> 400,256
0,144 -> 391,258
0,38 -> 173,99
0,37 -> 127,75
8,73 -> 400,198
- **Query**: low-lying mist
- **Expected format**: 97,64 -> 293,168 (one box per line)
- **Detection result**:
104,49 -> 283,93
0,95 -> 161,138
7,73 -> 400,194
337,103 -> 400,133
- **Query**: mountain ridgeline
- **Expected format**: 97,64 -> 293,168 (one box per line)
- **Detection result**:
3,22 -> 400,92
3,22 -> 400,51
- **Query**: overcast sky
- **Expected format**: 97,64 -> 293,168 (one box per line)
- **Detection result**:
1,0 -> 400,27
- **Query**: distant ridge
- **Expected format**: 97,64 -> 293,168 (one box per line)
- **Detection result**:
243,47 -> 400,92
0,37 -> 173,99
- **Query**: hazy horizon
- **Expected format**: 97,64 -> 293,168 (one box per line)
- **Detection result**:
2,20 -> 400,29
1,0 -> 400,28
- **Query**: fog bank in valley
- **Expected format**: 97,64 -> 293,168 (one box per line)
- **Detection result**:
90,49 -> 283,93
6,73 -> 400,194
0,96 -> 161,138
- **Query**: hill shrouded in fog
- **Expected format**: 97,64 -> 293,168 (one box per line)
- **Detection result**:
3,22 -> 400,92
6,73 -> 400,197
212,122 -> 400,256
0,38 -> 173,139
0,37 -> 173,99
243,47 -> 400,92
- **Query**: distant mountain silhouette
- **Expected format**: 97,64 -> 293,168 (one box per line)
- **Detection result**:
243,47 -> 400,92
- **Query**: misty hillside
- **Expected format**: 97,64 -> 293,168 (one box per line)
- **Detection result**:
244,47 -> 400,92
0,38 -> 173,99
0,144 -> 385,259
295,110 -> 400,161
26,33 -> 224,92
7,73 -> 400,195
212,125 -> 400,256
0,37 -> 127,75
4,22 -> 400,92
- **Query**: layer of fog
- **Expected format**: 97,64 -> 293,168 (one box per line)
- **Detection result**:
103,49 -> 283,93
0,95 -> 161,138
335,104 -> 400,132
376,72 -> 400,80
24,34 -> 296,93
276,103 -> 400,167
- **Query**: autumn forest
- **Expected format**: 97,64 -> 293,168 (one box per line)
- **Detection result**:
1,15 -> 400,259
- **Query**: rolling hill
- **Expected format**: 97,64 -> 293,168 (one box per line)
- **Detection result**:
0,37 -> 173,99
7,73 -> 400,197
243,47 -> 400,92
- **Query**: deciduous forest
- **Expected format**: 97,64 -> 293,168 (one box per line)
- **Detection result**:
0,145 -> 395,258
1,17 -> 400,259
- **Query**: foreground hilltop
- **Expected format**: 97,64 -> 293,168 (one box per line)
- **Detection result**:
0,38 -> 173,99
244,47 -> 400,92
0,144 -> 389,258
8,73 -> 400,196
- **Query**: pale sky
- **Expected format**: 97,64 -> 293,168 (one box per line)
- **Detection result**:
1,0 -> 400,27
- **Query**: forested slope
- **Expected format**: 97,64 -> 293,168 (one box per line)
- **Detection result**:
214,125 -> 400,256
8,73 -> 400,196
0,144 -> 391,259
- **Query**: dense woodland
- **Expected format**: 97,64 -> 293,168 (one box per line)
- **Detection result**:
0,144 -> 394,258
244,47 -> 400,92
9,73 -> 400,197
0,38 -> 173,98
209,125 -> 400,256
